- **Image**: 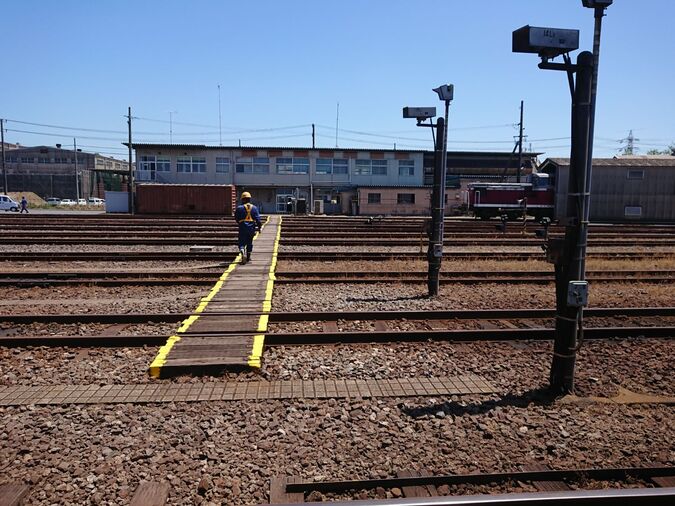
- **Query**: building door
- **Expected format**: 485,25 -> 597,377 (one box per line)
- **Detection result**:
276,190 -> 294,213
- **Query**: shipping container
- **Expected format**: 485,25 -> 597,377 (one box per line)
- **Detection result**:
136,184 -> 236,215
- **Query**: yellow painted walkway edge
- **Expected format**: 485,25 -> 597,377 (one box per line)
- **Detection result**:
148,216 -> 271,378
248,216 -> 281,368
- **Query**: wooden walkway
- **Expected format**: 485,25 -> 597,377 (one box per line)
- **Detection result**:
148,216 -> 281,378
0,375 -> 494,406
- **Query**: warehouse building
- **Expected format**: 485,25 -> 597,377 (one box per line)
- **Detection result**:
131,143 -> 538,215
2,145 -> 127,199
539,156 -> 675,223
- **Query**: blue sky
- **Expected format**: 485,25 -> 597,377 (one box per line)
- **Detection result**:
3,0 -> 674,161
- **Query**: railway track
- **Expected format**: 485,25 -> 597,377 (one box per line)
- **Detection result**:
2,324 -> 672,347
268,465 -> 675,505
2,251 -> 670,262
2,306 -> 673,325
0,269 -> 673,286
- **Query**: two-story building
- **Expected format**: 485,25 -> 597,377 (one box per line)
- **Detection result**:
130,143 -> 539,215
3,145 -> 127,199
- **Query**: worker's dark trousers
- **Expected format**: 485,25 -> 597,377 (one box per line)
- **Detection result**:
238,226 -> 256,254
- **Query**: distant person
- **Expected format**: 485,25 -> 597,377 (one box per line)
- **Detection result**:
20,196 -> 29,214
234,191 -> 262,264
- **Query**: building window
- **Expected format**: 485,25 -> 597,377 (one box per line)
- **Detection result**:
38,157 -> 51,164
367,193 -> 381,204
372,159 -> 388,175
192,157 -> 206,172
176,156 -> 206,173
216,157 -> 230,173
355,159 -> 388,176
157,156 -> 171,171
20,157 -> 34,163
398,160 -> 415,176
252,157 -> 269,173
624,205 -> 642,217
397,193 -> 416,204
277,157 -> 309,174
177,156 -> 191,172
316,158 -> 348,175
236,157 -> 269,174
140,155 -> 156,172
354,159 -> 371,175
627,169 -> 644,180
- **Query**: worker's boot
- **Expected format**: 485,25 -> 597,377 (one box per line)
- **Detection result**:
240,248 -> 247,264
247,251 -> 252,263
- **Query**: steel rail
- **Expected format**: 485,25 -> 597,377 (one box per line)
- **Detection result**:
1,275 -> 671,287
263,326 -> 675,345
2,269 -> 672,279
275,269 -> 674,278
0,252 -> 236,262
273,276 -> 672,285
2,252 -> 669,262
283,466 -> 675,495
2,326 -> 673,347
280,487 -> 675,506
1,306 -> 673,325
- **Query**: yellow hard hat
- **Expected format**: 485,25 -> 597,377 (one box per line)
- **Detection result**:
241,191 -> 251,199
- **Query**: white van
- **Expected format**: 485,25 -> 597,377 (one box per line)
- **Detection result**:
87,197 -> 104,206
0,195 -> 19,212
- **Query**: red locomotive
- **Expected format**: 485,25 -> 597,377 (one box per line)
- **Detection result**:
468,173 -> 555,220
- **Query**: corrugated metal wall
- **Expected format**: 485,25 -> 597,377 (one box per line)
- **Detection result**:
136,184 -> 235,215
548,162 -> 675,222
591,166 -> 675,221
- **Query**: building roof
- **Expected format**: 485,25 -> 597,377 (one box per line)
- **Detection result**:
542,156 -> 675,167
127,143 -> 536,157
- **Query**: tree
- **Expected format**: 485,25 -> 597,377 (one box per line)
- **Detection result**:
646,143 -> 675,155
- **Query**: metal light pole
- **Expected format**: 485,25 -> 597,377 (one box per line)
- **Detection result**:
73,138 -> 79,201
513,2 -> 611,394
549,50 -> 593,394
127,106 -> 134,214
427,85 -> 453,296
580,0 -> 611,277
1,119 -> 7,194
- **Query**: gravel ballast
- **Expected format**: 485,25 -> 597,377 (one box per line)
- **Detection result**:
0,399 -> 672,505
0,285 -> 207,316
272,282 -> 675,312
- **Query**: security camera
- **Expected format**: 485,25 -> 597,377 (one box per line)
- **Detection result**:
402,107 -> 437,120
512,25 -> 579,58
432,85 -> 454,102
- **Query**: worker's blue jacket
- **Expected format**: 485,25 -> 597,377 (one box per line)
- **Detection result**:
234,202 -> 262,235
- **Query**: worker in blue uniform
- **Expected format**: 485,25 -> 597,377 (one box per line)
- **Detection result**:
234,191 -> 262,264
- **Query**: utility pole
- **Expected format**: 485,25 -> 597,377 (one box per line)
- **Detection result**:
127,106 -> 134,214
74,138 -> 79,201
517,100 -> 524,182
311,123 -> 315,149
335,102 -> 339,148
169,111 -> 177,144
218,84 -> 223,146
1,119 -> 6,194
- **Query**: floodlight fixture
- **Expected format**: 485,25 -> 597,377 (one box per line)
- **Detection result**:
512,25 -> 579,58
432,84 -> 454,102
402,107 -> 436,121
582,0 -> 612,7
